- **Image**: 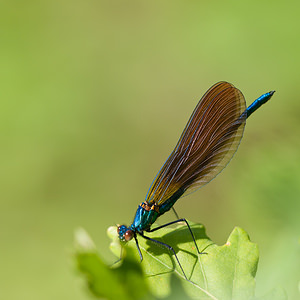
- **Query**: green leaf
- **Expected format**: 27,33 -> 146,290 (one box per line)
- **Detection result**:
74,222 -> 287,300
108,222 -> 259,300
74,228 -> 193,300
74,228 -> 151,300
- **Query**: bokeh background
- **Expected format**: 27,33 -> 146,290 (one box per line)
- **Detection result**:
1,1 -> 299,299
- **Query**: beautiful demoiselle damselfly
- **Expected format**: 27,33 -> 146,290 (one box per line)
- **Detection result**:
118,81 -> 275,279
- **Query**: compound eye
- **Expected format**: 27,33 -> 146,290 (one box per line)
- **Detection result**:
124,230 -> 133,242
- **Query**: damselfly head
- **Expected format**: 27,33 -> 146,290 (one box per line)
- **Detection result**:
117,225 -> 134,242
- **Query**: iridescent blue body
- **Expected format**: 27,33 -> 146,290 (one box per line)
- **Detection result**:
118,189 -> 185,241
132,188 -> 184,232
246,91 -> 274,117
117,82 -> 275,279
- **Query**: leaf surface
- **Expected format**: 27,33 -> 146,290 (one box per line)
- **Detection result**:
74,223 -> 287,300
109,222 -> 259,299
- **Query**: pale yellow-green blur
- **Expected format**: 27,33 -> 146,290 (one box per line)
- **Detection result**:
1,1 -> 299,299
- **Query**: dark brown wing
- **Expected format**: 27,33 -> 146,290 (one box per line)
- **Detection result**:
145,82 -> 246,205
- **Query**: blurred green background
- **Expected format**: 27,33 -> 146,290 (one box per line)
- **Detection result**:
1,1 -> 299,299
